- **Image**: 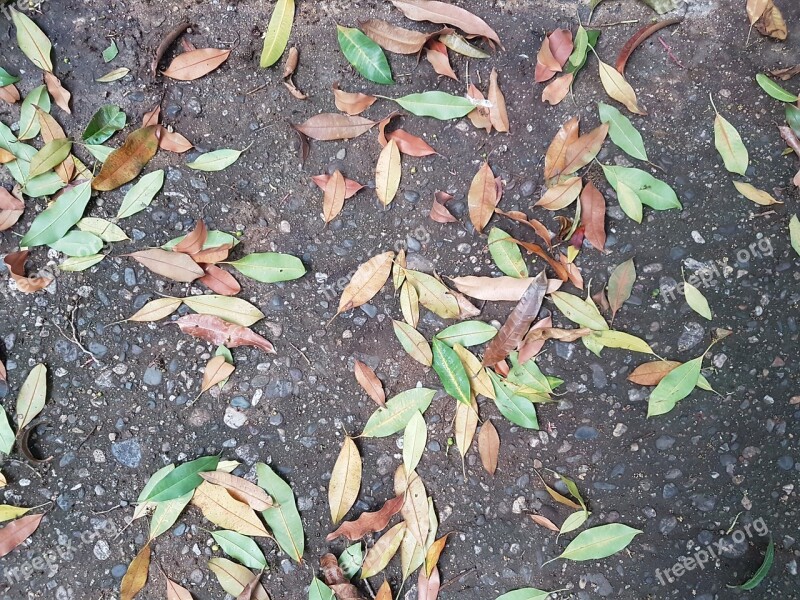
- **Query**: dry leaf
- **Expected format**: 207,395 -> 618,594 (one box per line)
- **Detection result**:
390,0 -> 502,49
536,176 -> 582,210
120,544 -> 150,600
488,68 -> 509,132
395,468 -> 428,546
361,522 -> 405,579
0,513 -> 44,557
418,566 -> 441,600
199,472 -> 273,511
361,18 -> 430,54
166,578 -> 194,600
376,139 -> 401,206
747,0 -> 770,25
454,397 -> 479,459
174,220 -> 209,254
329,437 -> 362,524
615,18 -> 683,74
176,314 -> 276,354
162,48 -> 231,80
294,114 -> 377,141
375,580 -> 392,600
200,265 -> 241,296
284,79 -> 308,100
548,29 -> 574,66
754,2 -> 787,40
43,72 -> 71,114
424,534 -> 450,577
380,126 -> 438,157
0,188 -> 24,232
580,181 -> 606,251
323,170 -> 347,223
426,40 -> 458,80
4,251 -> 51,293
320,553 -> 366,599
450,275 -> 562,301
312,174 -> 365,199
467,84 -> 492,132
535,35 -> 561,82
542,73 -> 573,105
192,481 -> 270,536
332,82 -> 377,115
128,249 -> 204,282
478,419 -> 499,475
354,361 -> 385,407
544,116 -> 580,181
199,355 -> 235,395
598,60 -> 646,115
326,495 -> 404,541
430,190 -> 457,223
337,251 -> 395,315
562,123 -> 609,175
530,514 -> 559,532
627,360 -> 683,386
159,129 -> 193,153
283,47 -> 300,78
192,244 -> 233,265
92,126 -> 160,191
517,315 -> 553,363
522,327 -> 591,344
468,162 -> 499,233
0,85 -> 20,104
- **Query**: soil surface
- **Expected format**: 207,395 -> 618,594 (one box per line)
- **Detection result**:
0,0 -> 799,599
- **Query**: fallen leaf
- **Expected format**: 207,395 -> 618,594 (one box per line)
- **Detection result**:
199,472 -> 273,511
418,566 -> 440,600
391,0 -> 502,49
327,495 -> 404,541
549,523 -> 641,562
192,481 -> 269,536
607,258 -> 636,322
0,513 -> 44,557
337,24 -> 394,85
598,59 -> 646,115
535,36 -> 560,83
375,579 -> 391,600
200,265 -> 242,296
0,188 -> 24,232
337,251 -> 395,315
329,437 -> 362,525
320,554 -> 366,599
562,123 -> 609,175
467,84 -> 492,132
478,419 -> 499,475
542,73 -> 574,105
732,181 -> 781,205
0,85 -> 20,104
199,355 -> 235,396
10,9 -> 53,72
376,139 -> 401,206
713,105 -> 749,176
332,82 -> 377,115
3,251 -> 52,293
426,40 -> 458,80
579,182 -> 606,251
163,48 -> 231,80
683,279 -> 712,320
159,129 -> 194,153
754,2 -> 787,40
536,176 -> 582,210
384,128 -> 438,157
391,91 -> 475,120
488,68 -> 509,131
312,173 -> 365,198
128,249 -> 204,282
96,67 -> 130,82
120,544 -> 150,600
15,364 -> 46,431
468,162 -> 499,233
174,220 -> 209,254
166,578 -> 194,600
354,361 -> 385,407
92,126 -> 160,191
393,320 -> 433,366
176,314 -> 276,354
615,18 -> 682,74
323,170 -> 347,223
430,190 -> 457,223
627,360 -> 683,386
41,72 -> 70,115
450,275 -> 562,301
294,113 -> 377,141
548,29 -> 574,67
361,18 -> 430,54
394,468 -> 429,545
208,558 -> 269,600
544,116 -> 580,181
261,0 -> 295,67
454,397 -> 479,460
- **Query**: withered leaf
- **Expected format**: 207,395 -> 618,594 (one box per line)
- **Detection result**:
120,544 -> 150,600
199,355 -> 235,395
544,116 -> 579,181
337,251 -> 395,315
579,181 -> 606,251
390,0 -> 502,49
323,170 -> 347,224
162,48 -> 231,80
332,82 -> 377,116
627,360 -> 682,386
548,29 -> 574,67
426,40 -> 458,81
191,481 -> 269,537
176,314 -> 276,354
312,173 -> 364,199
562,123 -> 609,175
530,514 -> 559,533
0,513 -> 44,557
430,190 -> 457,223
43,72 -> 71,114
320,553 -> 366,599
607,258 -> 636,321
200,265 -> 241,296
165,578 -> 193,600
754,2 -> 787,40
0,85 -> 20,104
283,47 -> 300,78
361,18 -> 430,54
0,188 -> 24,232
354,360 -> 385,407
517,315 -> 553,364
3,251 -> 51,293
450,275 -> 562,302
326,494 -> 404,541
192,244 -> 233,265
92,126 -> 160,191
468,162 -> 499,233
467,84 -> 492,132
417,566 -> 440,600
535,176 -> 582,210
128,249 -> 204,283
375,139 -> 401,207
200,471 -> 274,511
174,220 -> 209,254
478,419 -> 499,475
294,113 -> 377,141
488,68 -> 509,132
495,209 -> 552,248
542,73 -> 573,105
616,18 -> 682,74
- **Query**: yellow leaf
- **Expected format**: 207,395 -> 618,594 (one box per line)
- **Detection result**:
261,0 -> 295,68
453,397 -> 479,459
191,481 -> 270,537
375,138 -> 401,206
337,251 -> 395,315
329,437 -> 362,524
733,181 -> 782,206
0,505 -> 30,523
361,522 -> 406,579
121,544 -> 151,600
598,59 -> 646,115
590,330 -> 654,354
394,467 -> 429,546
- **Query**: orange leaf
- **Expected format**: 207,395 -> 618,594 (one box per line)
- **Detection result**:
0,513 -> 44,557
43,72 -> 71,114
332,82 -> 377,116
478,419 -> 499,474
0,85 -> 20,104
323,170 -> 346,224
627,360 -> 682,386
3,251 -> 51,293
488,68 -> 509,132
192,244 -> 233,265
426,40 -> 458,80
199,265 -> 241,296
326,495 -> 404,541
0,188 -> 24,232
162,48 -> 231,80
548,29 -> 573,67
542,73 -> 573,106
579,181 -> 606,251
354,360 -> 385,407
200,471 -> 274,511
562,123 -> 609,175
466,84 -> 492,132
517,315 -> 553,364
92,126 -> 160,191
384,129 -> 438,157
174,220 -> 209,254
467,162 -> 498,233
544,116 -> 579,181
159,129 -> 193,153
391,0 -> 502,49
530,514 -> 559,532
424,534 -> 451,576
176,314 -> 276,353
312,174 -> 364,199
430,190 -> 457,223
294,113 -> 377,141
535,176 -> 582,210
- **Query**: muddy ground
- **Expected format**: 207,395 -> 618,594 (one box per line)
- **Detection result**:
0,0 -> 799,598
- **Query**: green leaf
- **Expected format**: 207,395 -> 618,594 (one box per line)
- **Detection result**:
60,254 -> 105,272
83,105 -> 127,145
489,371 -> 539,429
617,179 -> 643,223
713,111 -> 749,176
20,180 -> 92,247
790,215 -> 800,257
362,387 -> 436,437
102,40 -> 119,63
590,330 -> 654,354
786,105 -> 800,137
602,165 -> 681,211
11,9 -> 53,72
507,353 -> 552,396
432,338 -> 471,405
338,543 -> 363,579
391,91 -> 475,120
0,409 -> 16,455
212,530 -> 267,570
49,230 -> 103,257
728,537 -> 774,590
560,511 -> 589,535
186,148 -> 244,172
392,319 -> 433,366
261,0 -> 295,68
638,0 -> 677,14
309,577 -> 336,600
402,411 -> 427,476
142,455 -> 219,502
435,321 -> 498,347
149,490 -> 192,539
21,171 -> 65,198
337,25 -> 393,85
18,85 -> 50,141
164,230 -> 239,251
208,557 -> 262,597
226,253 -> 305,283
488,227 -> 528,278
756,73 -> 798,102
28,139 -> 72,179
496,588 -> 559,600
95,67 -> 130,82
683,281 -> 712,320
77,217 -> 128,242
116,170 -> 165,219
85,144 -> 115,163
647,356 -> 702,417
183,295 -> 264,327
257,462 -> 305,562
552,523 -> 641,562
0,67 -> 20,87
598,102 -> 648,161
0,120 -> 20,154
551,291 -> 609,331
565,28 -> 600,76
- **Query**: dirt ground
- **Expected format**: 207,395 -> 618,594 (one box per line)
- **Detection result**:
0,0 -> 799,598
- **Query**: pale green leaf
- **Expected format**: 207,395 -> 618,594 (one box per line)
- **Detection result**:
496,588 -> 557,600
149,491 -> 192,539
362,387 -> 436,438
435,321 -> 497,347
309,578 -> 335,600
256,462 -> 305,562
11,9 -> 53,72
790,215 -> 800,257
77,217 -> 129,242
95,67 -> 130,82
488,227 -> 528,278
28,139 -> 71,179
186,148 -> 244,172
551,291 -> 609,331
756,73 -> 798,102
402,410 -> 427,475
116,170 -> 164,219
391,91 -> 474,120
0,67 -> 20,87
647,356 -> 702,417
683,281 -> 712,320
553,523 -> 641,562
18,85 -> 50,140
85,144 -> 115,163
392,319 -> 433,366
226,252 -> 305,283
261,0 -> 295,68
337,25 -> 393,85
102,40 -> 119,63
60,254 -> 105,272
602,165 -> 681,211
20,180 -> 92,247
590,330 -> 654,354
598,102 -> 647,161
212,530 -> 267,570
16,363 -> 47,430
338,543 -> 363,579
714,112 -> 749,176
439,33 -> 489,59
49,230 -> 103,257
0,505 -> 32,523
21,171 -> 65,198
559,511 -> 589,535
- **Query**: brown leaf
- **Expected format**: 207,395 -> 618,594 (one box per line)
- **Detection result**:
200,471 -> 274,511
92,126 -> 160,191
542,73 -> 573,105
430,190 -> 457,223
332,82 -> 377,116
482,271 -> 548,366
468,162 -> 498,233
607,258 -> 636,321
769,65 -> 800,80
627,360 -> 682,386
166,577 -> 194,600
191,481 -> 270,537
361,18 -> 430,54
326,495 -> 404,541
354,360 -> 385,407
544,116 -> 580,181
426,40 -> 458,80
0,188 -> 24,232
236,573 -> 264,600
495,209 -> 553,247
391,0 -> 502,49
199,355 -> 235,395
283,47 -> 300,78
382,128 -> 438,157
535,34 -> 561,82
530,514 -> 559,532
192,244 -> 233,265
466,84 -> 492,132
0,513 -> 44,557
754,1 -> 787,40
159,129 -> 193,153
173,220 -> 208,254
142,106 -> 161,127
517,315 -> 552,363
450,275 -> 562,302
312,174 -> 364,199
593,287 -> 611,313
488,68 -> 509,132
514,240 -> 570,281
579,181 -> 606,251
616,18 -> 683,74
199,265 -> 241,296
562,123 -> 609,175
394,469 -> 428,545
548,29 -> 574,66
747,0 -> 770,24
523,326 -> 591,344
417,566 -> 440,600
128,249 -> 204,282
535,176 -> 582,210
0,85 -> 20,104
4,251 -> 51,293
162,48 -> 231,80
284,79 -> 308,100
452,289 -> 482,319
43,72 -> 71,114
294,114 -> 377,141
337,251 -> 395,315
375,580 -> 392,600
478,419 -> 499,475
176,314 -> 276,353
0,361 -> 6,385
320,553 -> 366,599
560,255 -> 584,290
0,149 -> 14,164
323,170 -> 347,224
121,544 -> 150,600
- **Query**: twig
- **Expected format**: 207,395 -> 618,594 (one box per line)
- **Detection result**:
246,83 -> 268,96
659,36 -> 685,69
51,307 -> 100,364
91,503 -> 124,516
593,19 -> 639,27
440,566 -> 477,590
288,342 -> 311,366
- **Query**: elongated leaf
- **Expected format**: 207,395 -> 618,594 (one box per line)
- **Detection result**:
96,67 -> 130,83
402,411 -> 427,475
560,511 -> 589,535
21,181 -> 92,247
488,227 -> 528,278
294,113 -> 377,141
212,530 -> 267,569
440,32 -> 489,58
562,124 -> 608,175
496,588 -> 556,600
15,364 -> 47,430
337,25 -> 393,85
338,544 -> 364,579
536,176 -> 582,210
468,162 -> 499,233
552,523 -> 641,562
732,181 -> 782,206
59,254 -> 104,272
391,91 -> 474,120
729,537 -> 774,590
164,230 -> 239,251
257,462 -> 305,562
601,165 -> 681,211
0,68 -> 20,87
0,410 -> 15,455
454,345 -> 495,398
0,506 -> 32,523
183,295 -> 264,327
435,321 -> 497,347
790,215 -> 800,257
176,314 -> 276,354
361,522 -> 405,578
77,217 -> 128,242
647,356 -> 702,417
117,170 -> 165,219
354,361 -> 385,407
327,495 -> 404,542
126,297 -> 182,322
684,281 -> 712,320
0,513 -> 44,557
143,456 -> 219,502
261,0 -> 295,67
149,490 -> 192,540
337,251 -> 394,315
390,0 -> 502,48
478,419 -> 499,475
208,558 -> 268,600
489,371 -> 539,429
755,73 -> 798,102
227,252 -> 305,283
362,387 -> 436,438
392,319 -> 433,366
551,291 -> 608,330
11,10 -> 53,72
49,230 -> 103,257
162,48 -> 230,80
83,105 -> 127,145
375,139 -> 401,206
92,126 -> 160,191
361,19 -> 429,54
598,59 -> 645,115
432,338 -> 471,405
607,258 -> 635,320
120,543 -> 150,600
714,110 -> 748,176
129,248 -> 204,282
187,149 -> 243,172
329,437 -> 362,525
18,85 -> 50,140
598,102 -> 647,161
309,577 -> 336,600
200,472 -> 272,511
28,139 -> 71,179
590,330 -> 653,354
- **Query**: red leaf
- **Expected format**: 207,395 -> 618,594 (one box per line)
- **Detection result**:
199,265 -> 241,296
174,220 -> 208,254
326,495 -> 404,541
0,514 -> 44,557
579,182 -> 606,251
176,314 -> 276,353
430,191 -> 457,223
3,251 -> 51,293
